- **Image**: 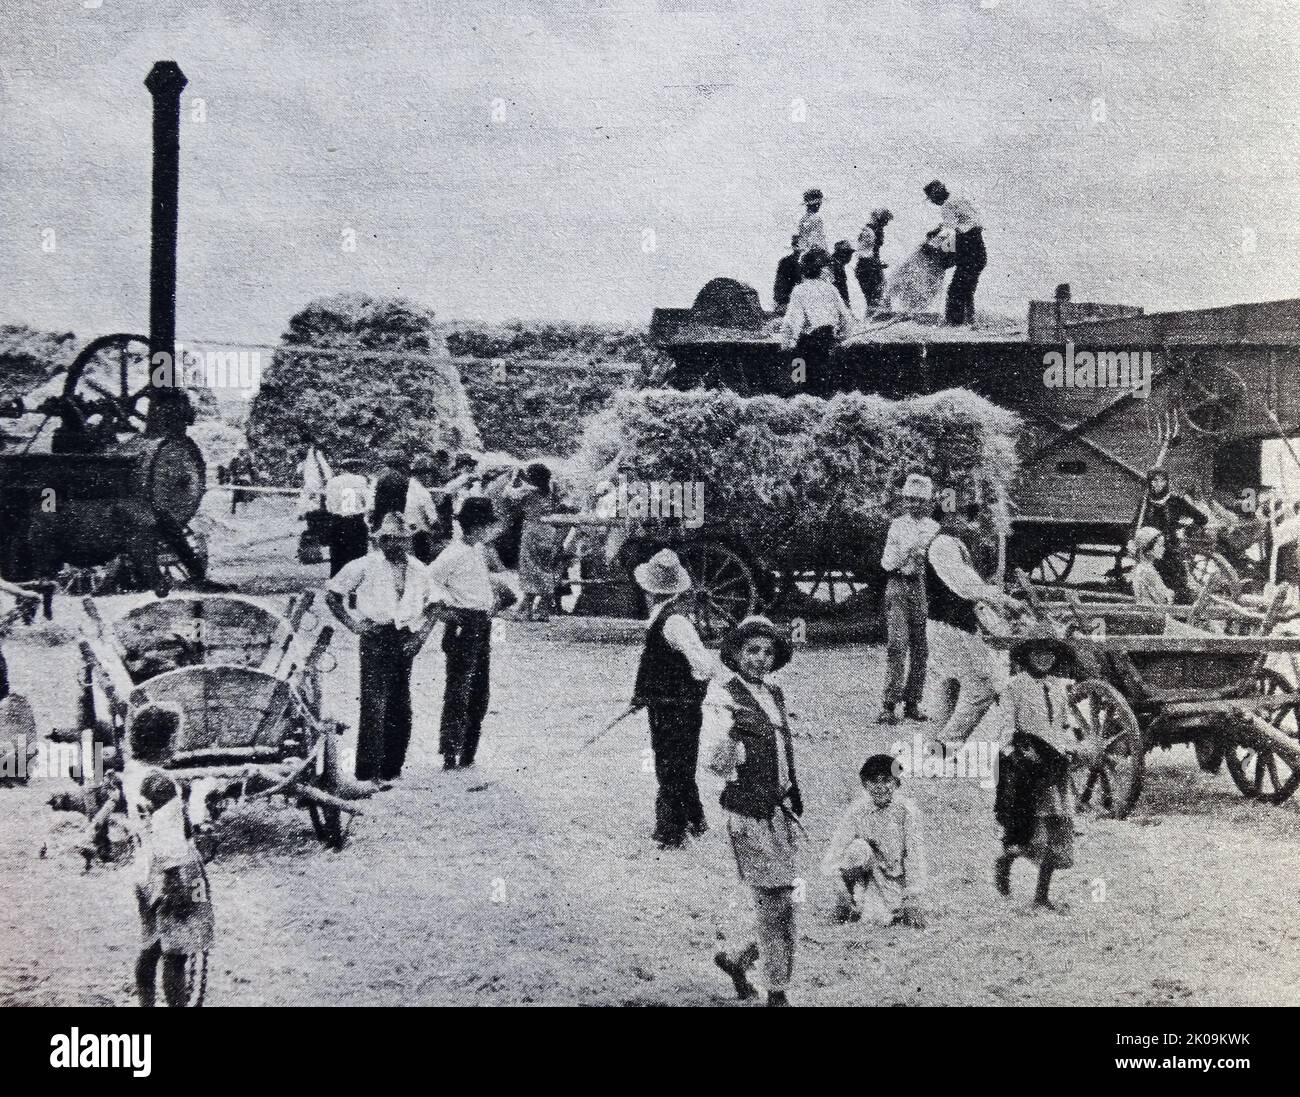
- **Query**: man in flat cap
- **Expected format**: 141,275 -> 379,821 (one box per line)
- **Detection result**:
796,188 -> 828,258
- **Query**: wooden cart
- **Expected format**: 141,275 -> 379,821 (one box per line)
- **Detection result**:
78,593 -> 360,850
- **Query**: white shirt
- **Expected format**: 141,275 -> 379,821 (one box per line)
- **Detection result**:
424,538 -> 494,612
940,195 -> 981,234
701,674 -> 787,788
927,533 -> 1001,604
780,279 -> 853,348
296,447 -> 332,516
404,477 -> 440,535
880,513 -> 940,575
820,793 -> 926,897
796,209 -> 827,256
325,473 -> 370,518
648,600 -> 719,681
327,550 -> 431,629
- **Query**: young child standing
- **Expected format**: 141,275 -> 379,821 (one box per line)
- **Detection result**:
821,753 -> 927,926
704,616 -> 802,1007
994,637 -> 1089,913
126,704 -> 215,1007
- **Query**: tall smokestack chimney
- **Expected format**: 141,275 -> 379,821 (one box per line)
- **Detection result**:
143,61 -> 192,436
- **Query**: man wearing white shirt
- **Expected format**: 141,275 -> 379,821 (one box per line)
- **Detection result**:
405,453 -> 445,564
631,549 -> 721,848
924,180 -> 987,326
325,514 -> 435,783
410,496 -> 499,770
879,473 -> 940,725
323,457 -> 371,577
796,187 -> 828,257
780,248 -> 854,397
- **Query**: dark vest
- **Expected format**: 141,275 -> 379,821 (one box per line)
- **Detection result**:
634,604 -> 707,707
719,678 -> 798,822
925,534 -> 981,634
370,469 -> 410,531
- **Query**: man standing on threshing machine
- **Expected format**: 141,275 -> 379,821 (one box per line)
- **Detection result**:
830,240 -> 855,308
772,235 -> 802,315
925,504 -> 1024,748
780,247 -> 854,398
796,188 -> 828,256
923,180 -> 986,326
631,549 -> 721,848
324,513 -> 437,785
878,474 -> 940,726
856,208 -> 893,311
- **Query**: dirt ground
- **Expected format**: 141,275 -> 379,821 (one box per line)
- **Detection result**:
4,566 -> 1300,1006
4,493 -> 1300,1007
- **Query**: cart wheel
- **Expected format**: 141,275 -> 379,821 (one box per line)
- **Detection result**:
1223,667 -> 1300,804
1030,547 -> 1076,585
308,802 -> 344,849
674,541 -> 757,642
1068,679 -> 1145,818
1186,551 -> 1240,602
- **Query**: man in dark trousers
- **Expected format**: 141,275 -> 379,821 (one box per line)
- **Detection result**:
923,180 -> 986,326
631,549 -> 720,848
369,450 -> 412,531
830,240 -> 855,308
772,235 -> 801,314
324,513 -> 433,784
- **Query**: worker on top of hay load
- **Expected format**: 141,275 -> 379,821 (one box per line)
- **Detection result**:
780,247 -> 854,398
879,473 -> 941,726
326,513 -> 440,785
772,234 -> 802,315
796,187 -> 828,257
855,208 -> 893,311
925,503 -> 1024,747
632,548 -> 722,849
923,180 -> 986,326
830,240 -> 855,308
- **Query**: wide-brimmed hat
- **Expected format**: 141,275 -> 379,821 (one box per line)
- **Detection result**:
1009,635 -> 1078,679
901,473 -> 934,501
456,496 -> 497,532
869,208 -> 894,226
802,187 -> 823,203
633,548 -> 692,596
372,512 -> 414,542
721,615 -> 794,674
923,179 -> 947,201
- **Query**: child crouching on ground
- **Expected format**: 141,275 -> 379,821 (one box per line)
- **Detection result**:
994,637 -> 1091,913
821,753 -> 927,927
127,704 -> 215,1006
704,616 -> 803,1007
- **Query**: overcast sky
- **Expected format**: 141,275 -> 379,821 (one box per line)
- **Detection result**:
2,0 -> 1298,343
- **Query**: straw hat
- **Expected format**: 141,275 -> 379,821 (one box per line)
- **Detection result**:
802,187 -> 823,203
634,548 -> 692,596
456,496 -> 497,532
900,473 -> 934,501
720,615 -> 793,674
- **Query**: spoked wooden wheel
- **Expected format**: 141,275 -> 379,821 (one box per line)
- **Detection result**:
1177,360 -> 1247,437
674,541 -> 757,641
1029,546 -> 1076,585
1068,679 -> 1145,818
1187,552 -> 1242,630
1223,668 -> 1300,804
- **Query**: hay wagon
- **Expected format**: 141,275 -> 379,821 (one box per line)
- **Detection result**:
78,592 -> 359,850
651,284 -> 1300,596
992,582 -> 1300,818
